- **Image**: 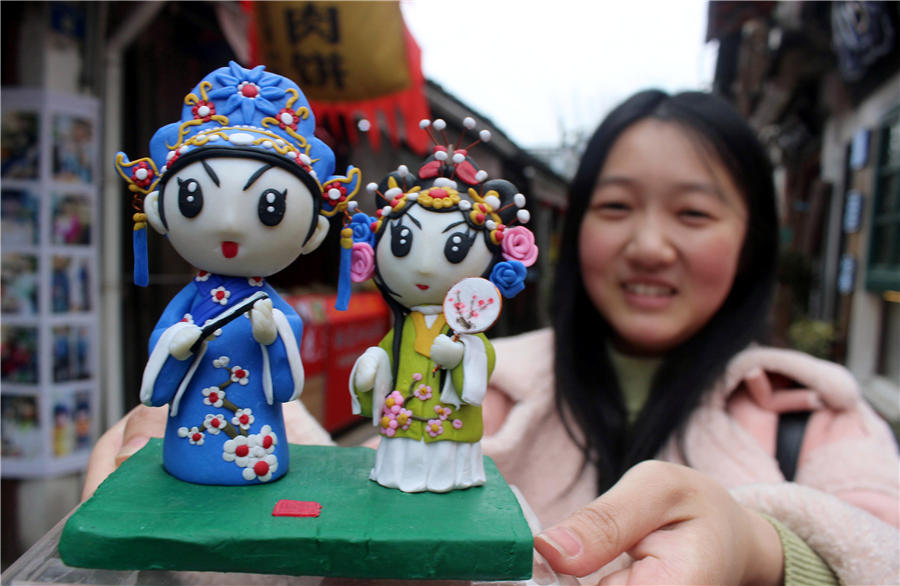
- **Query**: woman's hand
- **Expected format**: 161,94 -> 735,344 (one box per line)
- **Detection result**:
80,404 -> 167,501
534,460 -> 784,584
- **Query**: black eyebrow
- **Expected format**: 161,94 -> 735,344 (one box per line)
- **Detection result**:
243,164 -> 274,191
404,212 -> 422,229
200,159 -> 220,187
442,220 -> 466,233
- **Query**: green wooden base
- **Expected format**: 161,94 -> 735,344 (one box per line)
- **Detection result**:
59,440 -> 532,580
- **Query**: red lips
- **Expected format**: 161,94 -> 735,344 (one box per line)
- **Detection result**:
416,284 -> 429,290
222,241 -> 239,258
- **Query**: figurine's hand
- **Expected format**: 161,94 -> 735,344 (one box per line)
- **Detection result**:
430,334 -> 464,370
353,354 -> 378,391
169,324 -> 203,360
534,461 -> 784,584
250,298 -> 277,345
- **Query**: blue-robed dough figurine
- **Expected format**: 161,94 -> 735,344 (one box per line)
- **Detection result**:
114,61 -> 360,485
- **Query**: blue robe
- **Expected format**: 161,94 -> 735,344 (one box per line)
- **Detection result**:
140,273 -> 303,485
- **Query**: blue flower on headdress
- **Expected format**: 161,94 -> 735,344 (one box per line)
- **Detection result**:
207,62 -> 287,122
490,261 -> 527,298
349,212 -> 377,247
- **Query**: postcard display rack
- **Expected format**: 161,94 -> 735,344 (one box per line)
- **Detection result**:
1,88 -> 101,477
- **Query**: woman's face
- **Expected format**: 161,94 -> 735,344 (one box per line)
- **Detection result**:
578,119 -> 748,356
376,206 -> 494,308
158,157 -> 316,277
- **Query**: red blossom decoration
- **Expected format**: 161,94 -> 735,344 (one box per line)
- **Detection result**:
322,181 -> 348,204
191,100 -> 217,122
276,108 -> 299,130
131,162 -> 155,188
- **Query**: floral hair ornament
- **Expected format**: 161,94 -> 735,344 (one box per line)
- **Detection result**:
114,61 -> 361,306
359,116 -> 538,297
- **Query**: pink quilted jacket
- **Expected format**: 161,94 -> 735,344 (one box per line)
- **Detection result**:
482,328 -> 900,585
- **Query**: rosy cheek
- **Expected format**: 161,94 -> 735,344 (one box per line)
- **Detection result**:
687,232 -> 743,298
578,220 -> 616,273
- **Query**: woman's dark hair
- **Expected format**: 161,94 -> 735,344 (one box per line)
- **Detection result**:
553,89 -> 779,493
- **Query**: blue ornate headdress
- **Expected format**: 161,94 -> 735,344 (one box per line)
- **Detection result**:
114,61 -> 361,308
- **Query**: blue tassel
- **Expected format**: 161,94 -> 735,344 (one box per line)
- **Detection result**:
335,242 -> 352,311
133,226 -> 149,287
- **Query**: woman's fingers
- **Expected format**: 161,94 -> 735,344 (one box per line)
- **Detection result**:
535,460 -> 784,584
81,405 -> 167,501
535,460 -> 686,577
115,404 -> 167,464
81,414 -> 129,501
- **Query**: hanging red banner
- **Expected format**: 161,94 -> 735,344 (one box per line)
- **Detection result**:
248,1 -> 430,154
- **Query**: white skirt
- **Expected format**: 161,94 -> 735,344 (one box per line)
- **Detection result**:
370,437 -> 486,493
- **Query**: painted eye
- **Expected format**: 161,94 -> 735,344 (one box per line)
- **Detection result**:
177,178 -> 203,218
258,188 -> 286,226
444,231 -> 474,263
390,223 -> 412,257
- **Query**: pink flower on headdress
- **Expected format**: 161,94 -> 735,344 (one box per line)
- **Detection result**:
501,226 -> 539,267
350,242 -> 375,283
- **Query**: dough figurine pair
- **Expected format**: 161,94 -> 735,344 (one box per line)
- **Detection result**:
115,62 -> 538,493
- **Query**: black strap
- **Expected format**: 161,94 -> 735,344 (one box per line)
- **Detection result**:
775,411 -> 812,482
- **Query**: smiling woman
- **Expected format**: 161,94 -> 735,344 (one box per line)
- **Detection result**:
480,89 -> 899,584
578,119 -> 748,355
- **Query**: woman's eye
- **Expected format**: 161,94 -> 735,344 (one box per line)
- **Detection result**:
390,223 -> 412,257
177,178 -> 203,218
444,231 -> 474,263
258,188 -> 286,226
679,208 -> 713,222
591,201 -> 630,216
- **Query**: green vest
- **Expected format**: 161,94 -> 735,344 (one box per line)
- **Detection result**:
354,311 -> 495,443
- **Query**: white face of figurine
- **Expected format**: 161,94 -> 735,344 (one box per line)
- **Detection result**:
375,206 -> 495,308
144,157 -> 328,277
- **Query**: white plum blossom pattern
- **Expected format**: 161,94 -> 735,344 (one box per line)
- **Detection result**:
222,435 -> 254,467
232,408 -> 255,430
256,424 -> 278,454
242,455 -> 278,482
210,286 -> 231,305
202,386 -> 226,407
248,277 -> 264,287
230,365 -> 250,385
180,313 -> 195,324
203,413 -> 227,434
178,347 -> 282,482
178,426 -> 205,445
221,427 -> 280,482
